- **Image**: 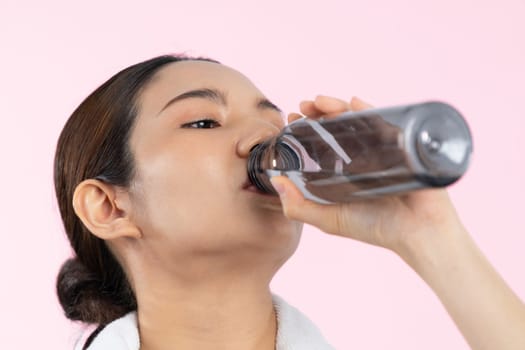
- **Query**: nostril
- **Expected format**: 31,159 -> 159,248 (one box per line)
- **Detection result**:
249,144 -> 260,153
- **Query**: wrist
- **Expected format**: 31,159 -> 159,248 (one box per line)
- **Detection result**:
395,222 -> 471,280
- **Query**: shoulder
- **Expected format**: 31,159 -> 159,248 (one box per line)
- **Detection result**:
273,294 -> 335,350
75,312 -> 139,350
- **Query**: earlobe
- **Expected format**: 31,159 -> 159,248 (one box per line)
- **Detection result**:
72,179 -> 142,240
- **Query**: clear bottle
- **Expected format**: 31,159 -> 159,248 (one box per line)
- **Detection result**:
247,101 -> 473,204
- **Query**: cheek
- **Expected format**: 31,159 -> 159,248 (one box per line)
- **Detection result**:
130,132 -> 301,256
132,144 -> 237,239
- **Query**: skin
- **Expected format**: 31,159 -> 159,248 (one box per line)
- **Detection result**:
72,61 -> 525,350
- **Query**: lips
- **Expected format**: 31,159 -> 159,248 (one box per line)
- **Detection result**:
242,178 -> 270,195
242,179 -> 260,191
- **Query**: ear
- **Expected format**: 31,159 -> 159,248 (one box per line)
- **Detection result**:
72,179 -> 142,240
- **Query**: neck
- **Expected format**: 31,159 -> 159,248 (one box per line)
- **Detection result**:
126,251 -> 284,350
136,279 -> 277,350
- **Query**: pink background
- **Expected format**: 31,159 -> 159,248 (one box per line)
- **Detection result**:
1,0 -> 524,348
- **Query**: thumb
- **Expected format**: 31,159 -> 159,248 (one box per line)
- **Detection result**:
269,176 -> 343,234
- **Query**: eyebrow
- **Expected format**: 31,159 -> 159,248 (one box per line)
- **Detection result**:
257,99 -> 282,114
157,87 -> 282,116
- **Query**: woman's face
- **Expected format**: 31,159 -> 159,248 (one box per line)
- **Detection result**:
126,61 -> 302,268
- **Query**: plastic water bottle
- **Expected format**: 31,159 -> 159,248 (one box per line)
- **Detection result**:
247,101 -> 473,204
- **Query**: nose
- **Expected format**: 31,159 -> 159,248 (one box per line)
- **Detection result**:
236,119 -> 282,158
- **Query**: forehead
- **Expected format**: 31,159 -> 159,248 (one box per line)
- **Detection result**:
138,61 -> 263,115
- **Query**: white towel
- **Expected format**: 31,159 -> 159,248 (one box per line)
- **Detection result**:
76,294 -> 335,350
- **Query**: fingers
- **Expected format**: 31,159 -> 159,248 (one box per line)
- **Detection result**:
299,100 -> 323,118
314,95 -> 350,114
300,95 -> 350,118
350,96 -> 373,110
298,95 -> 373,119
269,175 -> 343,235
287,112 -> 303,124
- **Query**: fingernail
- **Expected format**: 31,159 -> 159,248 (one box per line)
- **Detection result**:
270,178 -> 286,196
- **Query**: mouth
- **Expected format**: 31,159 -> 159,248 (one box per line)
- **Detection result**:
241,178 -> 283,211
242,178 -> 274,196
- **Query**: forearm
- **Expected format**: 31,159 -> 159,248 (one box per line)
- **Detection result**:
401,227 -> 525,350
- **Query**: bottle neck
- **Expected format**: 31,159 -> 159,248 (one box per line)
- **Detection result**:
247,142 -> 276,194
247,141 -> 301,194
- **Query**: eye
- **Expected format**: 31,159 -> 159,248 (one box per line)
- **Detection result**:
181,119 -> 221,129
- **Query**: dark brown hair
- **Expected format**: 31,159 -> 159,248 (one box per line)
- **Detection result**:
54,54 -> 218,325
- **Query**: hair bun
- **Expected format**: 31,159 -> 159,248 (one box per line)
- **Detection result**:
56,257 -> 133,324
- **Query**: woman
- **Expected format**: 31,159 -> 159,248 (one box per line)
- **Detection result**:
55,55 -> 525,349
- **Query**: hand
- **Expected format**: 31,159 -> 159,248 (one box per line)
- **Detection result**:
271,96 -> 466,259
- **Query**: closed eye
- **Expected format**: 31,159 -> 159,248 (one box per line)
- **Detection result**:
181,119 -> 221,129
